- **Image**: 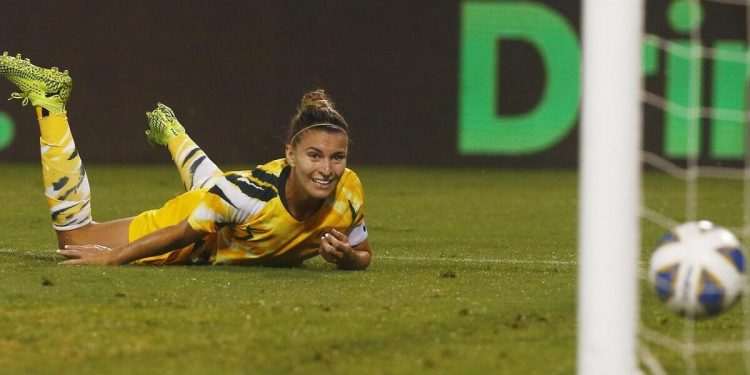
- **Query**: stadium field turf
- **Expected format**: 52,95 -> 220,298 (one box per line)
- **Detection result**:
0,163 -> 744,374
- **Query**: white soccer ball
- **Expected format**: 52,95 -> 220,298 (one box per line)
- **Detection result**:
648,220 -> 746,318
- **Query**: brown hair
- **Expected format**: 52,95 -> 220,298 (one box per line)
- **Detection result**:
287,89 -> 349,145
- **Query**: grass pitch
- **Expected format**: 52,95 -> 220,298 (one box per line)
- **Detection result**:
0,163 -> 745,374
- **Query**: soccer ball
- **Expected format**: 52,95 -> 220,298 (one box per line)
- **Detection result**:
648,220 -> 746,318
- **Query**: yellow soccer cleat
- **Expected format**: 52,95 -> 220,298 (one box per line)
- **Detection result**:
0,52 -> 72,115
145,102 -> 186,146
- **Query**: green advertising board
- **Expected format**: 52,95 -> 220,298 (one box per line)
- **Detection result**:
459,0 -> 749,160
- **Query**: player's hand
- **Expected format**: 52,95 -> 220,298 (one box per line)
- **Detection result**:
319,229 -> 355,265
57,244 -> 116,265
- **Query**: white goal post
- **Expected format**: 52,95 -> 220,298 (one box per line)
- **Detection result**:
578,0 -> 644,374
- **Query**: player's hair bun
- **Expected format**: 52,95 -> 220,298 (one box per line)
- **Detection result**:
288,89 -> 349,145
300,89 -> 336,112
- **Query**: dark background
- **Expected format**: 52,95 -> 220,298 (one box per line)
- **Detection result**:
0,1 -> 743,167
0,1 -> 462,167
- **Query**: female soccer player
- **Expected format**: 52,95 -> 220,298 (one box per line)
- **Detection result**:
0,53 -> 371,269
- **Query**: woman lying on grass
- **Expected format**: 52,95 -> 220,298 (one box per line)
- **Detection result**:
0,53 -> 371,269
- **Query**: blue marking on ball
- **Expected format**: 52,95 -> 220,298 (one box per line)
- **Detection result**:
655,265 -> 678,302
697,270 -> 725,316
719,247 -> 746,273
656,231 -> 678,247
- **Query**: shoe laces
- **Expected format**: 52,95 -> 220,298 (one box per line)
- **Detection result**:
8,92 -> 30,106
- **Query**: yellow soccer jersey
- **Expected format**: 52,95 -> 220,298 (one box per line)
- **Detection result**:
187,159 -> 367,266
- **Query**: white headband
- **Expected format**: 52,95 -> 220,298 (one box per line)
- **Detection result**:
289,123 -> 347,143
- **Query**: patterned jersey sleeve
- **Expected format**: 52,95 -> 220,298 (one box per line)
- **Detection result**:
187,172 -> 274,233
343,170 -> 368,246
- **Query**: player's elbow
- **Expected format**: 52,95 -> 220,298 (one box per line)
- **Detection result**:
173,220 -> 205,248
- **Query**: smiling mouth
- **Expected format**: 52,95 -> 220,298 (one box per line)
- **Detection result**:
312,178 -> 333,187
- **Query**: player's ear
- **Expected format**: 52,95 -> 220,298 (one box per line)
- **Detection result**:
285,144 -> 295,168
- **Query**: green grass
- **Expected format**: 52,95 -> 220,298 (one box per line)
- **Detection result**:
0,163 -> 746,374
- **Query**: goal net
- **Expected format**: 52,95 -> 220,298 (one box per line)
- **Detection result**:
580,0 -> 750,374
637,0 -> 750,374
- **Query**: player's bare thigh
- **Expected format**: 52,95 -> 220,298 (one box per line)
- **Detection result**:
55,217 -> 134,249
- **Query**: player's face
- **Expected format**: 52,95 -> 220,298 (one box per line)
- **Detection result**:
286,129 -> 348,200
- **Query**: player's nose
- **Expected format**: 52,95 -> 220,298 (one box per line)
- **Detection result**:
319,159 -> 333,176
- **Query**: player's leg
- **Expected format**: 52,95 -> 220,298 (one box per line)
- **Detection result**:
0,53 -> 131,249
41,112 -> 132,247
37,112 -> 92,231
145,103 -> 223,191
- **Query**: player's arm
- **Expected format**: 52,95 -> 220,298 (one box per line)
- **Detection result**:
347,239 -> 372,270
319,229 -> 372,270
58,219 -> 204,265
